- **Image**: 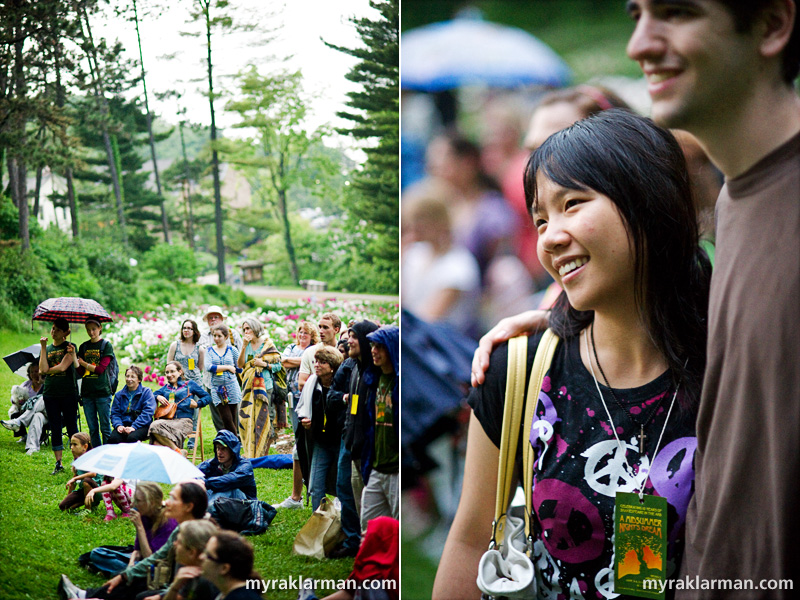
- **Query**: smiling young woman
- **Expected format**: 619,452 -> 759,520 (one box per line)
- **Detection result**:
434,109 -> 712,599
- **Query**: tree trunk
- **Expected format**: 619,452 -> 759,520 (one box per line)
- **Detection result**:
205,9 -> 225,284
53,25 -> 78,236
32,165 -> 42,218
179,120 -> 196,249
277,187 -> 299,285
132,0 -> 169,243
80,4 -> 126,244
10,5 -> 28,250
66,167 -> 78,238
103,131 -> 127,243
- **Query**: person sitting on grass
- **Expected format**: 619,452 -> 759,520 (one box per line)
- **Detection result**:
82,481 -> 178,577
59,481 -> 209,600
59,433 -> 103,511
84,475 -> 134,522
201,531 -> 264,600
150,362 -> 210,453
108,366 -> 155,444
198,429 -> 257,503
2,362 -> 48,455
141,519 -> 220,600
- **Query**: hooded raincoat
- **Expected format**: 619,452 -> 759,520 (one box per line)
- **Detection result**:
198,429 -> 258,500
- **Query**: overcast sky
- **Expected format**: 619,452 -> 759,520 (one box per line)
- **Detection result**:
93,0 -> 378,153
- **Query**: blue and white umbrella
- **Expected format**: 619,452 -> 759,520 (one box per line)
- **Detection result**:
402,15 -> 571,91
72,441 -> 203,483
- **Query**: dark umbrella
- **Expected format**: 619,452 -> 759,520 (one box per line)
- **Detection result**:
2,343 -> 41,376
32,297 -> 112,324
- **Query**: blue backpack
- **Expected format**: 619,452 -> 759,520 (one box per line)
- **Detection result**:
101,339 -> 120,395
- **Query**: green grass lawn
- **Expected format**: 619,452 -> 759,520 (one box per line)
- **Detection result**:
0,328 -> 353,600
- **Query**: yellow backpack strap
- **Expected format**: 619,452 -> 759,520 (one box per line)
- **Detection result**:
490,335 -> 528,548
522,328 -> 560,550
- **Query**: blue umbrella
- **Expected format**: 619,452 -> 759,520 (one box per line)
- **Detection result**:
402,14 -> 571,91
72,441 -> 203,483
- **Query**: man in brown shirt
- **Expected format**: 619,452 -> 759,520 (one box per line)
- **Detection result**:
473,1 -> 799,597
626,2 -> 800,596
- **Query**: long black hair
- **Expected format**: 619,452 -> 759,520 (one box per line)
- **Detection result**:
524,109 -> 711,411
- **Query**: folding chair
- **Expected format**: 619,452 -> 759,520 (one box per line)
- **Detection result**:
186,419 -> 204,464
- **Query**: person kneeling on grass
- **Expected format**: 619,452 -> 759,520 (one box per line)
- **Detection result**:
59,481 -> 209,600
84,476 -> 134,522
198,429 -> 257,503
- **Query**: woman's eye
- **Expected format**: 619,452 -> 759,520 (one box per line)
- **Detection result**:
534,218 -> 547,230
564,199 -> 583,210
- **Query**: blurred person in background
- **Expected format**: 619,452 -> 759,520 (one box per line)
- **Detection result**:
401,179 -> 480,338
425,131 -> 518,284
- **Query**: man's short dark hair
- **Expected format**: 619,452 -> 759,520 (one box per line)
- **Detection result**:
719,0 -> 800,83
213,531 -> 255,580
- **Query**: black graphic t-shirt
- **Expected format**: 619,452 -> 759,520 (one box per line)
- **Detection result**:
78,339 -> 114,398
42,342 -> 77,397
469,333 -> 697,599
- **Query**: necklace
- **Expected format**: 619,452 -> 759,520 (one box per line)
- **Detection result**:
583,328 -> 679,496
590,322 -> 667,454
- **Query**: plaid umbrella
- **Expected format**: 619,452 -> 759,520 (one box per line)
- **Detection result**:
32,297 -> 112,324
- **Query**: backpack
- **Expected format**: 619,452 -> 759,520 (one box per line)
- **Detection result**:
207,497 -> 277,536
101,339 -> 120,395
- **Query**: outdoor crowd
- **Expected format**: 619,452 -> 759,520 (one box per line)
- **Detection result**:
3,306 -> 399,600
401,1 -> 798,600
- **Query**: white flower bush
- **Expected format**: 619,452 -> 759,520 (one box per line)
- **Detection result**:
106,298 -> 399,382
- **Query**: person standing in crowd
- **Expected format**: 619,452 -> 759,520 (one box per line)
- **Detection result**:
626,1 -> 800,594
207,324 -> 242,437
167,319 -> 205,449
75,319 -> 116,448
275,321 -> 320,509
108,366 -> 155,444
199,306 -> 242,434
238,317 -> 283,459
38,317 -> 79,475
329,320 -> 379,558
301,346 -> 345,511
401,184 -> 480,336
298,313 -> 342,392
199,430 -> 257,502
201,531 -> 264,600
358,326 -> 399,529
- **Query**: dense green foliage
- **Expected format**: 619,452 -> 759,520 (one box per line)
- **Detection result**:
326,0 -> 399,291
0,195 -> 252,331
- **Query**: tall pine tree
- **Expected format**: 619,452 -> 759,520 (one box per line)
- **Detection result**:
326,0 -> 398,290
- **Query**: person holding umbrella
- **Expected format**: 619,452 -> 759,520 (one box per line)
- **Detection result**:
39,317 -> 79,475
